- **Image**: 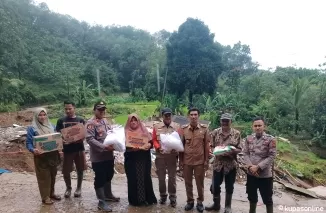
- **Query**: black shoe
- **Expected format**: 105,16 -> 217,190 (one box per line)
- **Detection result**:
184,202 -> 194,211
205,196 -> 221,211
159,197 -> 167,204
170,199 -> 177,208
196,203 -> 204,212
64,188 -> 72,198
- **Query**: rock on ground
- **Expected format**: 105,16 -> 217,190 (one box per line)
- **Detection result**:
1,172 -> 326,213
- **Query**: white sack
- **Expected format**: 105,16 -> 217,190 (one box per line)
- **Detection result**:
103,126 -> 126,152
160,131 -> 184,152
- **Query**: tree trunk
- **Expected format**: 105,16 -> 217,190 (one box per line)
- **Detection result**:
295,108 -> 299,135
188,90 -> 193,109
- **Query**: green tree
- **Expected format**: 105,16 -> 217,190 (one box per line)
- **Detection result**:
166,18 -> 223,105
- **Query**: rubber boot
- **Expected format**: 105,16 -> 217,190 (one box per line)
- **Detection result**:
169,195 -> 177,208
224,193 -> 232,213
266,204 -> 273,213
159,196 -> 167,204
205,196 -> 221,211
184,202 -> 194,211
74,171 -> 83,197
249,202 -> 257,213
196,202 -> 204,212
95,187 -> 112,212
104,182 -> 120,202
64,174 -> 72,198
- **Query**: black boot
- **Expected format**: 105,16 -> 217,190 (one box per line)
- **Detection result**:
205,196 -> 221,211
74,171 -> 83,197
224,193 -> 232,213
249,202 -> 257,213
196,202 -> 204,212
184,202 -> 194,211
95,187 -> 112,212
159,196 -> 167,204
266,204 -> 273,213
104,182 -> 120,202
63,174 -> 72,198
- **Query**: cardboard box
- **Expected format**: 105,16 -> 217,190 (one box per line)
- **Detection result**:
126,131 -> 149,149
60,123 -> 86,143
33,133 -> 63,153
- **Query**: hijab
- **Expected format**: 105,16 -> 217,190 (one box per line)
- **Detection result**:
124,113 -> 152,141
31,107 -> 54,135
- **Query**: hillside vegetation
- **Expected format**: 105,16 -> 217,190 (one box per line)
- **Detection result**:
1,0 -> 326,161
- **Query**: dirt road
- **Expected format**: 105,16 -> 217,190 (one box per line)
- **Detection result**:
1,172 -> 325,213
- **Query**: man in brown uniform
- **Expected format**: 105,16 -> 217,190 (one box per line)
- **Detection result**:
179,107 -> 210,212
206,113 -> 242,213
243,117 -> 276,213
152,108 -> 181,207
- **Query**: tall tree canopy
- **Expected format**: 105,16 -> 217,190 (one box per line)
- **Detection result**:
166,18 -> 223,105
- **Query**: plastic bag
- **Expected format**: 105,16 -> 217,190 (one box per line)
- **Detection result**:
103,126 -> 126,152
213,145 -> 235,156
160,131 -> 184,153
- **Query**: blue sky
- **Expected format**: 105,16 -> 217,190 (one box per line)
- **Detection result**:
37,0 -> 326,70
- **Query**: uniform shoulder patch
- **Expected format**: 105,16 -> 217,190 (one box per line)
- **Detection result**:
210,129 -> 218,135
271,138 -> 277,148
181,124 -> 189,129
171,122 -> 180,129
233,128 -> 241,135
247,135 -> 254,142
200,123 -> 207,128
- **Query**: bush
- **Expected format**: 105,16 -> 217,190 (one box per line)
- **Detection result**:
0,103 -> 20,112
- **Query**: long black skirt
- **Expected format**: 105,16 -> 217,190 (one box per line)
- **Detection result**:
124,150 -> 157,206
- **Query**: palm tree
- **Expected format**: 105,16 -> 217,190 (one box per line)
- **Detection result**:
291,77 -> 310,135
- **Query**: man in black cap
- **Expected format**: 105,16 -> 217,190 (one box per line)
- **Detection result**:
206,113 -> 242,213
85,101 -> 120,212
152,107 -> 181,207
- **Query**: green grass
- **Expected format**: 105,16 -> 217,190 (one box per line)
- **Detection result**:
48,101 -> 159,125
111,101 -> 159,124
277,140 -> 326,184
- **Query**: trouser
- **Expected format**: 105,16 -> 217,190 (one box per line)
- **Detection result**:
34,156 -> 58,201
210,168 -> 236,196
155,154 -> 177,200
92,160 -> 114,189
183,164 -> 205,203
246,174 -> 273,205
62,151 -> 86,175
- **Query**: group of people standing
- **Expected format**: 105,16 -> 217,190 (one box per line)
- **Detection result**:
26,100 -> 276,213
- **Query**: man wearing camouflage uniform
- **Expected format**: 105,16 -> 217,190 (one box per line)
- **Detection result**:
243,117 -> 276,213
152,108 -> 181,207
206,113 -> 242,213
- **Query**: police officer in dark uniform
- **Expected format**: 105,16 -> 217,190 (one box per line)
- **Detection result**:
86,101 -> 120,212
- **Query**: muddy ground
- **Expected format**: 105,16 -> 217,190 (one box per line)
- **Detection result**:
1,172 -> 326,213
